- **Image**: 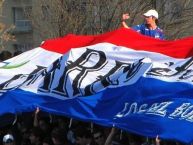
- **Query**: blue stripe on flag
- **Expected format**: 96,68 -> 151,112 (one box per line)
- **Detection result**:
1,77 -> 193,143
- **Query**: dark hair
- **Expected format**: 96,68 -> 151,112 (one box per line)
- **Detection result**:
93,128 -> 104,136
13,51 -> 22,56
43,136 -> 54,145
75,127 -> 92,139
155,19 -> 159,25
0,50 -> 12,61
51,127 -> 67,143
30,127 -> 44,140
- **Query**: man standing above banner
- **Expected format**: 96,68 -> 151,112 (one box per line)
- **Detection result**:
121,9 -> 165,40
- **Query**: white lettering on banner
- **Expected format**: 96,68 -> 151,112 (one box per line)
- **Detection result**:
169,103 -> 193,122
114,102 -> 193,123
147,57 -> 193,82
169,103 -> 190,118
115,103 -> 130,118
0,66 -> 46,95
115,101 -> 173,118
146,102 -> 173,116
37,45 -> 193,99
38,48 -> 152,98
2,44 -> 193,99
138,104 -> 148,114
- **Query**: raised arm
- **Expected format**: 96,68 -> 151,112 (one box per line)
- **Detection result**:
121,13 -> 130,29
155,135 -> 161,145
33,107 -> 40,127
104,127 -> 117,145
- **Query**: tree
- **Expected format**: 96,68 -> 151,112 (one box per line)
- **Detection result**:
0,23 -> 15,51
156,0 -> 193,39
25,0 -> 193,41
0,0 -> 15,51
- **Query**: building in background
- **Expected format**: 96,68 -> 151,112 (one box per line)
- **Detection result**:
0,0 -> 35,55
0,0 -> 88,55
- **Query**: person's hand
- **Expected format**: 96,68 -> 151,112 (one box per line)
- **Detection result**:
155,135 -> 161,145
122,13 -> 130,21
111,127 -> 117,134
35,107 -> 40,115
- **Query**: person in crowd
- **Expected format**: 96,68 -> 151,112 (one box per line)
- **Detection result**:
121,9 -> 165,40
127,133 -> 145,145
104,127 -> 118,145
33,107 -> 51,134
2,134 -> 15,145
17,114 -> 32,145
29,127 -> 43,145
67,129 -> 76,145
13,51 -> 22,57
155,135 -> 161,145
75,127 -> 95,145
93,129 -> 105,145
0,50 -> 12,61
56,117 -> 69,130
51,127 -> 68,145
42,136 -> 54,145
105,127 -> 129,145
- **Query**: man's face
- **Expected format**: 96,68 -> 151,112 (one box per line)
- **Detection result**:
29,133 -> 37,144
76,137 -> 87,145
93,132 -> 104,145
144,16 -> 155,25
39,120 -> 48,131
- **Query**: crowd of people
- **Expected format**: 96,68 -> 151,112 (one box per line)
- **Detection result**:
0,108 -> 185,145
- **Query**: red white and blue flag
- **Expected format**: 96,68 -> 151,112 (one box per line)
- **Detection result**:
1,28 -> 193,143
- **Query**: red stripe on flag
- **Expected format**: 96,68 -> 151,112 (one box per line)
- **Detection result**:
41,28 -> 193,58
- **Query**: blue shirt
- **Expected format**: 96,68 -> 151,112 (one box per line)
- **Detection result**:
132,24 -> 165,40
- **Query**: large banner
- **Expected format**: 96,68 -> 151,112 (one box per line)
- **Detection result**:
1,28 -> 193,143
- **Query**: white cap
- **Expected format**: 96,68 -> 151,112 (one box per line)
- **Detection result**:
143,9 -> 158,19
3,134 -> 14,143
